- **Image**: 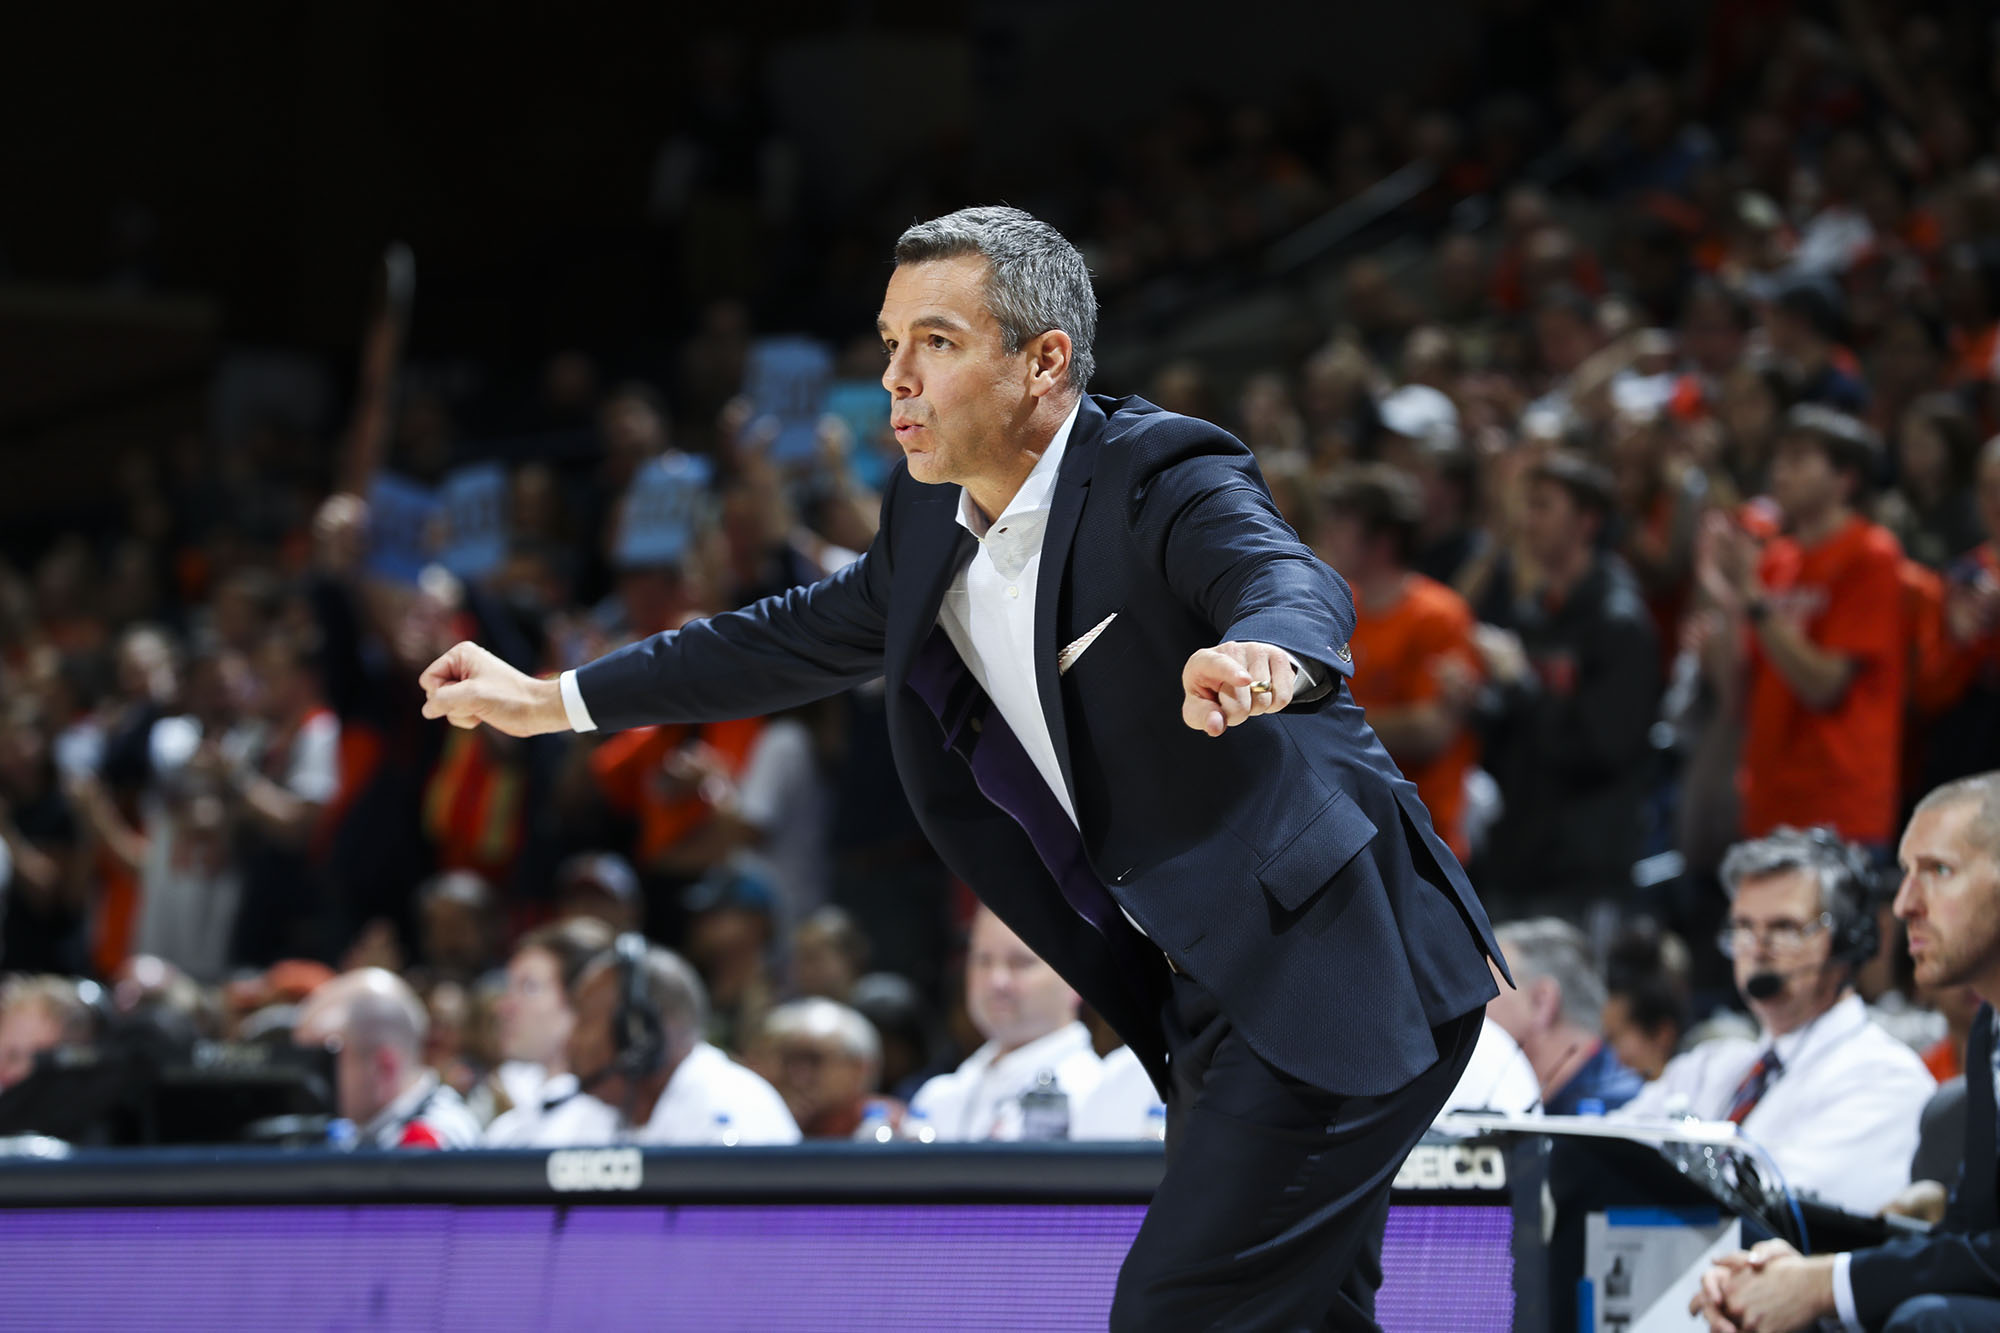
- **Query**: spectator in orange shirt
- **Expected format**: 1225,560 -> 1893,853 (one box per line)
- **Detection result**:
1313,464 -> 1482,860
1917,435 -> 2000,793
1698,405 -> 1906,847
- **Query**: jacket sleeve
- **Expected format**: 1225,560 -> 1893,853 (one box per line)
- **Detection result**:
1847,1231 -> 2000,1327
1126,417 -> 1354,705
572,478 -> 897,733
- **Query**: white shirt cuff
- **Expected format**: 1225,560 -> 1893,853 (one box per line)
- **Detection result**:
1830,1252 -> 1863,1333
558,670 -> 597,733
1288,653 -> 1333,702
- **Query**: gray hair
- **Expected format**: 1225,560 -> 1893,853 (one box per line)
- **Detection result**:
762,997 -> 881,1071
1718,826 -> 1872,941
1493,918 -> 1606,1032
606,945 -> 710,1062
893,206 -> 1098,392
1914,772 -> 2000,857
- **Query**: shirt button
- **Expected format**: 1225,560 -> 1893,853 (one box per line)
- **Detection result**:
1006,586 -> 1019,598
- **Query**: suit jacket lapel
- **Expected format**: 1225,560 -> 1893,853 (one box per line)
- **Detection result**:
885,488 -> 975,689
1033,396 -> 1106,810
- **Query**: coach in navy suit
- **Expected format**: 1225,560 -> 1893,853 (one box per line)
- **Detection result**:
1694,773 -> 2000,1332
422,206 -> 1506,1329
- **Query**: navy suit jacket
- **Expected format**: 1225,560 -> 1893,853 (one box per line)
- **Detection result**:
577,394 -> 1505,1097
1847,1005 -> 2000,1326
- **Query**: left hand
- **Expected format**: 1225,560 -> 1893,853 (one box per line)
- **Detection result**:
1182,642 -> 1296,737
1688,1240 -> 1834,1333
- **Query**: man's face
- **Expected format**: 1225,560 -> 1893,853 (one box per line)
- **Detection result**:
565,966 -> 621,1090
965,910 -> 1077,1052
1728,869 -> 1841,1034
1520,479 -> 1589,569
878,257 -> 1041,502
1483,961 -> 1553,1051
769,1032 -> 869,1130
1897,799 -> 2000,997
498,947 -> 572,1069
788,925 -> 857,1001
1769,436 -> 1846,527
1600,993 -> 1675,1082
0,1003 -> 63,1091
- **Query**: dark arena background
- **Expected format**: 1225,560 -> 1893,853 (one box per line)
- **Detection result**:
1,3 -> 1996,1329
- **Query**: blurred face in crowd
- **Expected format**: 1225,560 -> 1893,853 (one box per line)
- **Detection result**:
965,908 -> 1078,1055
1484,969 -> 1559,1054
1679,289 -> 1745,377
1534,305 -> 1597,378
0,1000 -> 65,1091
498,946 -> 573,1070
1599,993 -> 1677,1083
1897,797 -> 2000,1000
766,1025 -> 872,1132
1768,434 -> 1849,527
1896,409 -> 1951,495
686,906 -> 771,1005
788,920 -> 860,1002
1519,478 -> 1593,570
878,256 -> 1071,517
1727,869 -> 1844,1036
564,964 -> 622,1091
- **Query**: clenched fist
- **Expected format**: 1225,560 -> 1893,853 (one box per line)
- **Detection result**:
419,641 -> 570,737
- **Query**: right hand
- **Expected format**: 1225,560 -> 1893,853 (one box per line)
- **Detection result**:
1882,1179 -> 1949,1225
419,641 -> 570,737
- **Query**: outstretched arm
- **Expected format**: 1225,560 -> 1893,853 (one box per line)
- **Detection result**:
422,496 -> 896,737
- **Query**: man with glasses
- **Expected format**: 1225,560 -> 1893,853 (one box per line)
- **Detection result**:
1615,826 -> 1934,1213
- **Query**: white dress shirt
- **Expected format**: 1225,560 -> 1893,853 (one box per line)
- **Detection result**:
495,1042 -> 799,1147
1071,1044 -> 1166,1140
1615,993 -> 1934,1215
909,1020 -> 1106,1141
360,1070 -> 482,1149
1435,1018 -> 1544,1120
483,1070 -> 576,1146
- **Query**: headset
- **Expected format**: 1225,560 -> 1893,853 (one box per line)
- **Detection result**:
1799,827 -> 1882,973
609,931 -> 668,1082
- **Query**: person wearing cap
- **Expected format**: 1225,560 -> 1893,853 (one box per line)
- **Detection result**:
417,206 -> 1505,1328
1766,278 -> 1870,415
1698,404 -> 1905,848
1472,452 -> 1661,916
1313,464 -> 1483,861
681,860 -> 778,1054
553,851 -> 641,934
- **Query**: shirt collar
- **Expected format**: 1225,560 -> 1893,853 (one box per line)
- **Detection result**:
954,398 -> 1083,541
1765,992 -> 1868,1066
363,1069 -> 439,1143
976,1020 -> 1092,1081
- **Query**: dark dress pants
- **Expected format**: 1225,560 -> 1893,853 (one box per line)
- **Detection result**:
1110,970 -> 1483,1332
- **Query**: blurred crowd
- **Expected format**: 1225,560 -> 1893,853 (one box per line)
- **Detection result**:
1,2 -> 1997,1216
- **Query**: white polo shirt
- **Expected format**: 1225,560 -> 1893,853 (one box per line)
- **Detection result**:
909,1020 -> 1105,1141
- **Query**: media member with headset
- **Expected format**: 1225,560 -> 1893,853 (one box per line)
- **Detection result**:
512,933 -> 799,1147
1614,826 -> 1935,1215
1695,775 -> 2000,1332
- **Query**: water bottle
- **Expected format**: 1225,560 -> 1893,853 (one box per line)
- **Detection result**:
713,1112 -> 740,1147
1574,1097 -> 1607,1117
325,1118 -> 358,1151
1017,1070 -> 1070,1141
1141,1104 -> 1168,1142
853,1103 -> 895,1144
901,1107 -> 936,1143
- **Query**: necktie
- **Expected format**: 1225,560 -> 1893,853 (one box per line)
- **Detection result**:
1725,1047 -> 1783,1125
906,627 -> 1168,999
